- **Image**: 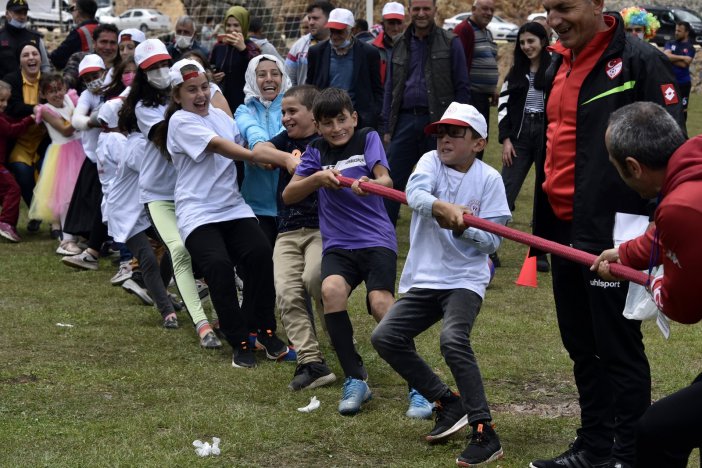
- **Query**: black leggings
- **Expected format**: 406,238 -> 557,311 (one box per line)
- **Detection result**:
185,218 -> 276,346
635,371 -> 702,467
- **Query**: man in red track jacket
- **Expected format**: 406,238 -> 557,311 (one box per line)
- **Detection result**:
593,100 -> 702,467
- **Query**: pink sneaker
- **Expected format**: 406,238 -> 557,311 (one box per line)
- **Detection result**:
0,222 -> 21,242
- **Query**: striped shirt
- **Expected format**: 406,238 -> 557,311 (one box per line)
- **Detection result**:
469,24 -> 498,94
524,72 -> 544,113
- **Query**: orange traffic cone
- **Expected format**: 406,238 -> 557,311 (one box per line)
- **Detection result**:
515,250 -> 538,288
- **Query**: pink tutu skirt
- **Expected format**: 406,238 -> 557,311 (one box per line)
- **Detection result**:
29,139 -> 86,223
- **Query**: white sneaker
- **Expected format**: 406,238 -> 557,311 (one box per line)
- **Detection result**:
62,250 -> 98,270
122,279 -> 154,306
110,262 -> 133,285
56,240 -> 82,256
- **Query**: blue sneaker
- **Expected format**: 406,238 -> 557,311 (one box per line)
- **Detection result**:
338,377 -> 372,415
406,388 -> 434,419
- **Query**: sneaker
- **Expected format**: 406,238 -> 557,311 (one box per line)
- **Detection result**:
56,240 -> 82,256
100,241 -> 120,258
162,315 -> 179,329
406,388 -> 434,419
537,254 -> 551,273
529,438 -> 612,468
0,222 -> 21,242
338,377 -> 372,415
488,252 -> 501,268
121,279 -> 154,306
288,361 -> 337,391
200,331 -> 222,349
232,342 -> 256,368
62,250 -> 98,270
426,397 -> 468,442
278,346 -> 298,362
255,329 -> 289,360
195,279 -> 209,299
50,228 -> 62,239
110,262 -> 133,285
168,293 -> 184,312
456,422 -> 503,467
26,219 -> 41,232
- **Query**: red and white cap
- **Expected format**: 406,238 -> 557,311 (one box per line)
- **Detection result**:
134,39 -> 171,70
327,8 -> 354,30
118,28 -> 146,45
424,102 -> 488,138
97,97 -> 124,129
169,59 -> 205,86
78,54 -> 106,77
382,2 -> 405,20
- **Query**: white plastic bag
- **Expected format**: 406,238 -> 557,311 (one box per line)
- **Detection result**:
623,265 -> 663,321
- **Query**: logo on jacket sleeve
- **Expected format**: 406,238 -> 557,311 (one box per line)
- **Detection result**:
661,84 -> 679,105
606,58 -> 622,79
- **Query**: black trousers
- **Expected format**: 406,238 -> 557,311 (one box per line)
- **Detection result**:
635,372 -> 702,467
185,218 -> 276,346
550,219 -> 650,464
471,91 -> 492,161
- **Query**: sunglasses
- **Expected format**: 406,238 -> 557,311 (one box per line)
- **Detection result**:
431,125 -> 468,139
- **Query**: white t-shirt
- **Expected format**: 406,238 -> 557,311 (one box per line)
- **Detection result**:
399,153 -> 511,298
96,131 -> 125,222
167,106 -> 254,241
106,132 -> 150,243
43,95 -> 81,145
74,89 -> 102,162
135,102 -> 176,203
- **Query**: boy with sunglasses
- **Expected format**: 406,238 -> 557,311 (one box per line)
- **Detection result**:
371,103 -> 511,467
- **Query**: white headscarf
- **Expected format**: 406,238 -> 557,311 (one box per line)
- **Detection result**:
243,54 -> 291,107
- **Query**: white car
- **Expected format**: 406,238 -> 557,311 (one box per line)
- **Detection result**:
101,8 -> 170,32
442,13 -> 519,41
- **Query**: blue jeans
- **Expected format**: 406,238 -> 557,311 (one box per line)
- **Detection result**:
501,112 -> 544,211
384,112 -> 435,225
371,287 -> 492,423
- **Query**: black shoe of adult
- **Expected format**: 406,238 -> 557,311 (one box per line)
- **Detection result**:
489,252 -> 501,268
529,438 -> 612,468
289,361 -> 337,391
426,397 -> 468,443
27,219 -> 41,233
536,254 -> 550,273
232,341 -> 256,368
255,329 -> 289,360
456,422 -> 503,466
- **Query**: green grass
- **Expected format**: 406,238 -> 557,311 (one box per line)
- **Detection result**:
1,97 -> 702,467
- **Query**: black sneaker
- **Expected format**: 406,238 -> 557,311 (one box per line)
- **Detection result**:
456,422 -> 503,466
489,252 -> 501,268
426,397 -> 468,442
27,219 -> 41,233
288,361 -> 337,391
255,329 -> 289,360
530,438 -> 612,468
536,254 -> 551,273
232,342 -> 256,368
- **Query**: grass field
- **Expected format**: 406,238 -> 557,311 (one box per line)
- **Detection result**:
1,97 -> 701,467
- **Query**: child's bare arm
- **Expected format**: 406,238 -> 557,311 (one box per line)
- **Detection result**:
283,169 -> 341,205
252,141 -> 299,174
41,110 -> 75,137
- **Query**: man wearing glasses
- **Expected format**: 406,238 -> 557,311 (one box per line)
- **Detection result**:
372,102 -> 510,467
49,0 -> 98,70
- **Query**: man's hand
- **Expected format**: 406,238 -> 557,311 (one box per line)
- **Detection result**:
590,247 -> 621,281
314,169 -> 342,189
432,200 -> 472,234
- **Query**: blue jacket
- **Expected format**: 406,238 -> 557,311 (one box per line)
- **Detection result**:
234,95 -> 285,217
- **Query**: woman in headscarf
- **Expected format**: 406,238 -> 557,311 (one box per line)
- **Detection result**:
209,5 -> 260,110
234,54 -> 291,245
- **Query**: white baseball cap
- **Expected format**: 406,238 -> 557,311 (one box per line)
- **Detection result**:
97,97 -> 124,129
169,59 -> 206,86
78,54 -> 105,77
327,8 -> 354,30
424,102 -> 488,138
118,28 -> 146,45
382,2 -> 405,20
134,39 -> 171,70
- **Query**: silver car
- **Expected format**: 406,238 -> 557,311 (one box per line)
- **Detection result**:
442,12 -> 519,41
102,8 -> 170,32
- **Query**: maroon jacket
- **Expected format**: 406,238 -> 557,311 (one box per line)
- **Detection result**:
0,113 -> 33,167
619,135 -> 702,324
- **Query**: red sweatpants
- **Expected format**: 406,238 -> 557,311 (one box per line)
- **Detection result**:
0,166 -> 21,226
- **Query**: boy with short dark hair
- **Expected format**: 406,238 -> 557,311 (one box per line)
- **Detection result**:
0,80 -> 34,242
283,88 -> 405,415
253,85 -> 336,391
371,102 -> 511,466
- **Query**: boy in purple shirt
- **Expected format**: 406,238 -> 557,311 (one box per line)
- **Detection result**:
283,88 -> 406,415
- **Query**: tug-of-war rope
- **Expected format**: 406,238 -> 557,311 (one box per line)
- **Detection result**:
335,175 -> 650,286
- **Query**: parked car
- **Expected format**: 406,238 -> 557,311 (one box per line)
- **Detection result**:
100,8 -> 170,32
1,0 -> 72,31
641,5 -> 702,47
95,0 -> 115,23
442,12 -> 518,41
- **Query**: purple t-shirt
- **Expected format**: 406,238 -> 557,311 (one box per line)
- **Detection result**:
295,127 -> 397,254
